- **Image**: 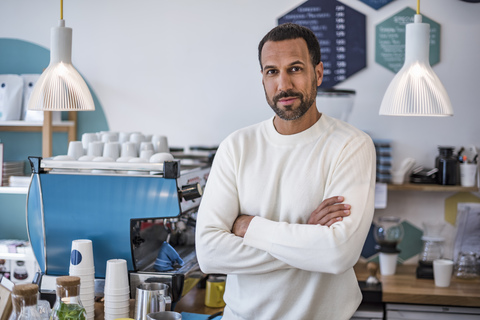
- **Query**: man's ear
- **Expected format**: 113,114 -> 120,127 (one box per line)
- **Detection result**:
315,62 -> 324,87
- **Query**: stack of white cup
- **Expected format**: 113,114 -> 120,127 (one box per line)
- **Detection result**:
104,259 -> 130,320
68,239 -> 95,320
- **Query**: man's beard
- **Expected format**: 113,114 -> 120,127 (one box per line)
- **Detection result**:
266,78 -> 317,121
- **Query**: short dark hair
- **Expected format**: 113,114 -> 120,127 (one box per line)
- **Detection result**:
258,23 -> 322,69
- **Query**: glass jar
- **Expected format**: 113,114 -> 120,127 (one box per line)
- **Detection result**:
9,283 -> 42,320
454,252 -> 479,279
50,276 -> 87,320
435,146 -> 458,185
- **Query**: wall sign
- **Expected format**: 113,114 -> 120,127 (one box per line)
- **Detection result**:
375,7 -> 441,73
278,0 -> 366,88
359,0 -> 394,10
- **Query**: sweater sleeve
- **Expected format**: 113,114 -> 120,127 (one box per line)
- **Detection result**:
242,135 -> 376,274
195,140 -> 292,275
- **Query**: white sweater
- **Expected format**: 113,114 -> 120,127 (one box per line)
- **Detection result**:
195,114 -> 376,320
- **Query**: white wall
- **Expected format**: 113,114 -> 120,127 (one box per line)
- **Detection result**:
1,0 -> 479,260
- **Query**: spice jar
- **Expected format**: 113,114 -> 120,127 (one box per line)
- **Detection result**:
435,146 -> 458,185
10,283 -> 42,320
50,276 -> 87,320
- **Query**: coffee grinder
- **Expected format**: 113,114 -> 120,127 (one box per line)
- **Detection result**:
374,216 -> 404,275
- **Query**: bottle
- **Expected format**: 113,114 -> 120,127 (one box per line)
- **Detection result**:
435,146 -> 458,185
50,276 -> 87,320
10,283 -> 42,320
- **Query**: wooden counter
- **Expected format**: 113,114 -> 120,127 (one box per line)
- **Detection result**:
355,263 -> 480,307
175,285 -> 224,315
175,264 -> 480,315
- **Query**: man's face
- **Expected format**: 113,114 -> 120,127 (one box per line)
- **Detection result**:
261,38 -> 323,121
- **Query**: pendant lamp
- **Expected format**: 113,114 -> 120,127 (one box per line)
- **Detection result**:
379,0 -> 452,116
28,0 -> 94,111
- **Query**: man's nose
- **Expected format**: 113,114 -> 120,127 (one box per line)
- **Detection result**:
277,72 -> 293,92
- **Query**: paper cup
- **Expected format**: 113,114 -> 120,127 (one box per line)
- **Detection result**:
433,259 -> 454,287
105,259 -> 129,290
70,239 -> 94,270
379,252 -> 398,275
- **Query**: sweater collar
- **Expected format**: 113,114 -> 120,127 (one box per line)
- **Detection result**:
262,114 -> 331,146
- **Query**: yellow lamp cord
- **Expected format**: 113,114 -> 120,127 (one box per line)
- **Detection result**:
417,0 -> 420,15
60,0 -> 63,20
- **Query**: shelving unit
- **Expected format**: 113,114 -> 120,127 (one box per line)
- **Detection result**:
387,183 -> 478,193
0,186 -> 28,194
0,111 -> 77,158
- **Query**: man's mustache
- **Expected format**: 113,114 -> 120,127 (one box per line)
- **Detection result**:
273,90 -> 302,104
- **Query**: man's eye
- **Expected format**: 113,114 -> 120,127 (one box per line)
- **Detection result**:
265,69 -> 277,75
291,66 -> 302,72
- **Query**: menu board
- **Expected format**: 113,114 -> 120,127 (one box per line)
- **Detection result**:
375,7 -> 441,73
359,0 -> 394,10
278,0 -> 366,88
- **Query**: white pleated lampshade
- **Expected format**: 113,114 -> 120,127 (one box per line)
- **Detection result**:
379,14 -> 452,116
28,20 -> 95,111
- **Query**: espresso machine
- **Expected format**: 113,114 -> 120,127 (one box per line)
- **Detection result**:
26,151 -> 213,305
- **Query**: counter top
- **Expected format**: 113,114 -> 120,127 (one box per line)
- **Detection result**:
175,263 -> 480,315
354,263 -> 480,307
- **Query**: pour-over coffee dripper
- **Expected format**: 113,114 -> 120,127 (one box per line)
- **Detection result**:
374,216 -> 404,275
416,220 -> 445,279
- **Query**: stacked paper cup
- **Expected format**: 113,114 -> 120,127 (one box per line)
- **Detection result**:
104,259 -> 130,320
68,239 -> 95,320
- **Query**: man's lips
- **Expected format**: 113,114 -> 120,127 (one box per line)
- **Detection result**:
277,97 -> 298,105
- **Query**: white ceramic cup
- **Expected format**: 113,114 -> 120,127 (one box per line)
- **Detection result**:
103,142 -> 120,160
101,132 -> 119,143
140,142 -> 154,152
67,141 -> 84,160
121,142 -> 138,158
118,132 -> 131,144
70,239 -> 94,270
87,141 -> 104,157
81,133 -> 98,152
151,135 -> 169,153
379,252 -> 398,275
433,259 -> 454,287
460,163 -> 477,187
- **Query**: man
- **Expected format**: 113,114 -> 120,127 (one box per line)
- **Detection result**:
195,23 -> 376,319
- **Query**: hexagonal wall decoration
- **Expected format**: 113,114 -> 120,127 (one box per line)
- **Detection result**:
359,0 -> 394,10
278,0 -> 366,88
375,7 -> 441,73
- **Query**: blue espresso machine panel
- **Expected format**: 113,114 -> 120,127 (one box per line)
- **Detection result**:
26,157 -> 206,278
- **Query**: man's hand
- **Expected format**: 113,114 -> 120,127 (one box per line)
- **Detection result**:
232,214 -> 255,238
307,196 -> 350,227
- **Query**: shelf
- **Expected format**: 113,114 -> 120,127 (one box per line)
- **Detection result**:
0,186 -> 28,194
387,183 -> 479,192
0,252 -> 36,261
0,120 -> 75,132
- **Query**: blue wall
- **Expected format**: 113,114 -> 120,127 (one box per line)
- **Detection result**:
0,38 -> 109,240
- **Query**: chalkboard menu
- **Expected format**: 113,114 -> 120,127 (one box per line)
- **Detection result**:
278,0 -> 366,89
359,0 -> 394,10
375,7 -> 441,73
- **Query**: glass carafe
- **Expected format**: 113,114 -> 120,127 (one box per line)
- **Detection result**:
419,237 -> 444,264
50,276 -> 87,320
10,283 -> 42,320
